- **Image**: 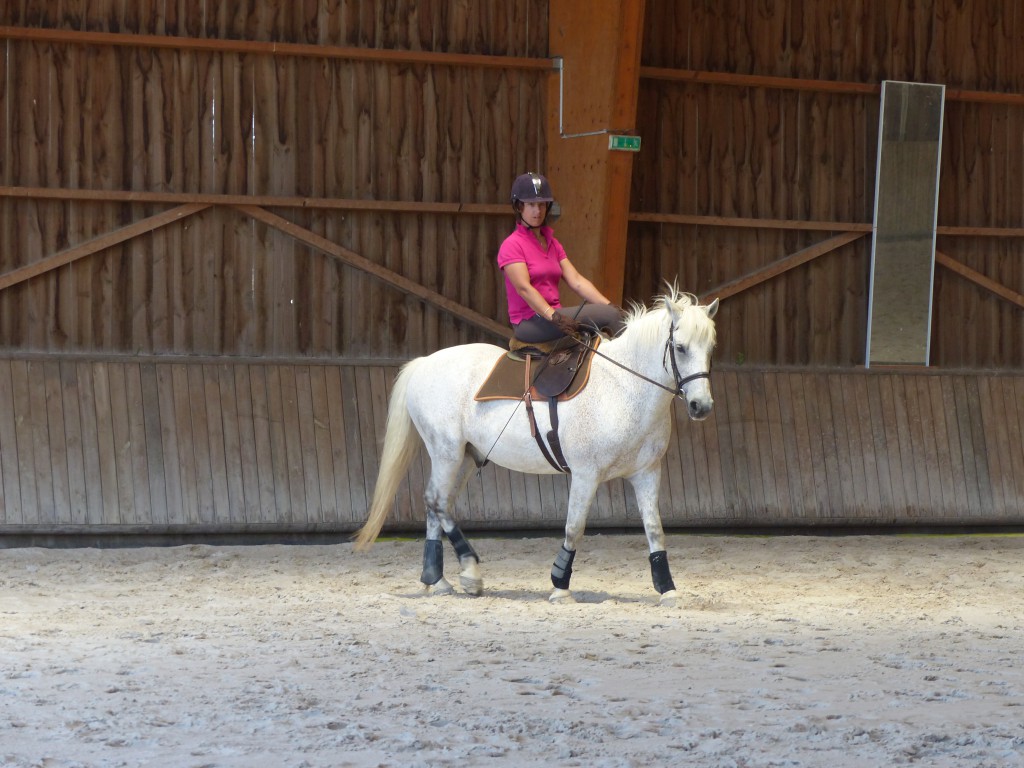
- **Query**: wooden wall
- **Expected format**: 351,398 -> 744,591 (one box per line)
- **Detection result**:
0,2 -> 547,358
630,1 -> 1024,368
2,2 -> 1024,535
2,356 -> 1020,535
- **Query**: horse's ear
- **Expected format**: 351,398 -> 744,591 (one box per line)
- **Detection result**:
706,297 -> 720,318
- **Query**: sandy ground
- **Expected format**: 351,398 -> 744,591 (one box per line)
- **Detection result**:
1,532 -> 1023,768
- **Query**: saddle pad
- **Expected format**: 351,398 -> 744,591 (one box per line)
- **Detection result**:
474,337 -> 600,402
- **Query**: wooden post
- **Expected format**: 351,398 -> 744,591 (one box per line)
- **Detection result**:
546,0 -> 645,304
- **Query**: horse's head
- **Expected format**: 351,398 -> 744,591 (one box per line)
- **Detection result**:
662,290 -> 719,420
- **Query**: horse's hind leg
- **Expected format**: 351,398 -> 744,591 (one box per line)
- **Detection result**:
421,507 -> 454,595
421,453 -> 483,596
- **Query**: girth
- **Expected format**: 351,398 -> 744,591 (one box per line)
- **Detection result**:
522,355 -> 570,473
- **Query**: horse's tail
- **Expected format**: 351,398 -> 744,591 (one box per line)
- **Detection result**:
353,359 -> 424,550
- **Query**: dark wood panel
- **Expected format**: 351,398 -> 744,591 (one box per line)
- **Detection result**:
1,360 -> 1023,533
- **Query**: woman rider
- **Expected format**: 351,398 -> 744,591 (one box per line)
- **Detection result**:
497,172 -> 624,343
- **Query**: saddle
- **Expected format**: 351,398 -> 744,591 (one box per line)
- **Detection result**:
474,334 -> 601,473
475,333 -> 600,402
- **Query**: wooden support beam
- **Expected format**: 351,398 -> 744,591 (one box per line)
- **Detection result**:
0,185 -> 507,215
630,211 -> 873,233
0,203 -> 209,291
547,0 -> 646,305
700,232 -> 866,302
0,25 -> 553,71
233,205 -> 511,340
640,66 -> 1024,106
935,250 -> 1024,310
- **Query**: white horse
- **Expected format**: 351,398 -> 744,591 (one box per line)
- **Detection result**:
354,287 -> 718,605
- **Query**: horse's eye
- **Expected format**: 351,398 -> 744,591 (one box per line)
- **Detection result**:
675,343 -> 688,355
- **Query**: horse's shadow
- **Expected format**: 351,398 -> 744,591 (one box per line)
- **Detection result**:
393,587 -> 645,605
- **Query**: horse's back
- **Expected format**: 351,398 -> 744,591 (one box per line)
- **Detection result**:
406,342 -> 507,407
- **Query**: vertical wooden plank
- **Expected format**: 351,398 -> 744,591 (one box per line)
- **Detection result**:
938,376 -> 970,513
661,400 -> 690,519
156,364 -> 184,525
714,370 -> 741,515
1004,377 -> 1024,510
264,365 -> 294,523
0,360 -> 23,524
357,366 -> 391,519
950,376 -> 983,517
794,370 -> 827,518
863,375 -> 896,515
827,372 -> 859,516
75,362 -> 104,525
186,365 -> 215,523
875,375 -> 907,514
140,363 -> 169,527
216,364 -> 245,525
921,375 -> 948,515
19,364 -> 50,528
900,374 -> 930,515
58,360 -> 88,525
233,364 -> 264,524
294,365 -> 325,524
171,363 -> 199,524
123,363 -> 155,524
963,376 -> 993,518
323,365 -> 357,523
200,364 -> 231,525
774,372 -> 809,518
976,376 -> 1007,517
810,373 -> 843,519
106,362 -> 137,525
845,374 -> 881,514
679,401 -> 715,520
762,371 -> 793,516
43,361 -> 70,525
307,366 -> 339,524
924,373 -> 955,515
274,365 -> 308,523
338,366 -> 369,521
492,464 -> 515,526
23,361 -> 53,524
91,362 -> 121,525
248,365 -> 282,524
748,372 -> 778,514
897,376 -> 926,513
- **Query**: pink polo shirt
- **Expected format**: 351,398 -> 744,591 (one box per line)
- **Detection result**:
496,223 -> 567,324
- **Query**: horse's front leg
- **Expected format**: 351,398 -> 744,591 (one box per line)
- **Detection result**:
549,474 -> 599,604
628,465 -> 678,606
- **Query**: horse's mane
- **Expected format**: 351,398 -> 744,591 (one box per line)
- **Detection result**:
620,284 -> 717,351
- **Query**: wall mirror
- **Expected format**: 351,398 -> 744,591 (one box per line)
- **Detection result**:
865,81 -> 945,367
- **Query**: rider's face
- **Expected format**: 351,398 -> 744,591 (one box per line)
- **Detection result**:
520,201 -> 547,227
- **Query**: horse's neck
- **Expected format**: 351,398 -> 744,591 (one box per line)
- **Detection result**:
597,331 -> 676,409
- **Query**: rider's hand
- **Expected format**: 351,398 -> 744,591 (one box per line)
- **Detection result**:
549,311 -> 580,336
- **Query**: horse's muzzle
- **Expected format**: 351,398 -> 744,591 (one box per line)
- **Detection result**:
687,399 -> 713,420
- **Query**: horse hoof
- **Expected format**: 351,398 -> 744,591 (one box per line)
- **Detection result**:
460,573 -> 483,596
659,589 -> 678,607
423,577 -> 454,596
549,588 -> 575,604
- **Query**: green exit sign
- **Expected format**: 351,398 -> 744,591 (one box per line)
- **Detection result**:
608,134 -> 641,152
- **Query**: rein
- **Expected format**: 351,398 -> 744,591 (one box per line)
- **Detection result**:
574,320 -> 710,401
